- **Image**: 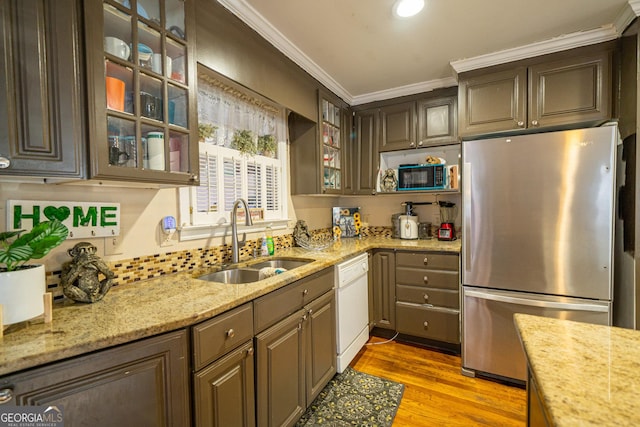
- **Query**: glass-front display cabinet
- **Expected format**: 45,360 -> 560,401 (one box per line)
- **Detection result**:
319,93 -> 344,194
85,0 -> 198,185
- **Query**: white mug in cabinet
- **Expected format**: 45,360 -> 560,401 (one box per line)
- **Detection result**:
147,131 -> 165,170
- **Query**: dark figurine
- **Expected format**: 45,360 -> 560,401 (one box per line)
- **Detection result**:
61,242 -> 114,303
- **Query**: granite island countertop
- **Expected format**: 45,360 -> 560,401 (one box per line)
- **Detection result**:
0,236 -> 460,377
514,313 -> 640,426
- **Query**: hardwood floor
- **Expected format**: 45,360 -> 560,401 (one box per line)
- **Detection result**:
350,336 -> 527,426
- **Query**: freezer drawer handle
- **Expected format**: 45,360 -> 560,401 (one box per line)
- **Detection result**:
464,289 -> 609,312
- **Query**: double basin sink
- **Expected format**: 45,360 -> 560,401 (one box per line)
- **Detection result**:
197,257 -> 314,284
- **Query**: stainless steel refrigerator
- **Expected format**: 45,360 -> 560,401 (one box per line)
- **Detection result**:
461,125 -> 617,383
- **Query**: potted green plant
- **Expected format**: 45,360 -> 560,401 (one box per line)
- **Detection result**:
0,220 -> 69,325
198,123 -> 218,142
231,129 -> 257,156
257,134 -> 277,157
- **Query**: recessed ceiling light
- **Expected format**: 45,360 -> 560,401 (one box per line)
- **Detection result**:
393,0 -> 425,18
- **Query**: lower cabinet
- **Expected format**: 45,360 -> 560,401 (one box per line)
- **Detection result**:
0,329 -> 191,426
371,250 -> 396,330
395,251 -> 461,345
255,289 -> 336,427
192,303 -> 255,427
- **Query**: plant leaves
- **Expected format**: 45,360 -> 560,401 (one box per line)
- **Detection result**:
0,244 -> 34,271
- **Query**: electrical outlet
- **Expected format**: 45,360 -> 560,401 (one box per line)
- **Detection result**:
104,236 -> 123,256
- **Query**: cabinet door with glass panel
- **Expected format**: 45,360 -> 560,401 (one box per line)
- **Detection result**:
84,0 -> 198,185
319,92 -> 345,194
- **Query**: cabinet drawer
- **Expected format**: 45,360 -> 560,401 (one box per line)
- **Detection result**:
396,252 -> 459,271
396,285 -> 459,309
396,302 -> 460,344
192,303 -> 254,371
396,268 -> 459,290
254,268 -> 333,333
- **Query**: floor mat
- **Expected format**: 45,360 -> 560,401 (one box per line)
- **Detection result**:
296,366 -> 405,427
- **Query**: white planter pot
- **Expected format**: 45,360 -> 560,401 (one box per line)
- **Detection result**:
0,264 -> 46,326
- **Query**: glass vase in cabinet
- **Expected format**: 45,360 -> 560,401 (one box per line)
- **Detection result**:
84,0 -> 198,185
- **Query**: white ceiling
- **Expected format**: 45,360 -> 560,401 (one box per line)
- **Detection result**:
218,0 -> 638,105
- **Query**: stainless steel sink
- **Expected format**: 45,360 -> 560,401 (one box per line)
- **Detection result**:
197,257 -> 314,284
248,257 -> 314,270
197,268 -> 261,284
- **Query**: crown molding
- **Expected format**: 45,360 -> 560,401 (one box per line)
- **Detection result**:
351,77 -> 458,106
217,0 -> 353,103
450,25 -> 619,75
218,0 -> 637,105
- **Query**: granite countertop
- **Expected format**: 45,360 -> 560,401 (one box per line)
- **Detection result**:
0,236 -> 460,377
514,313 -> 640,426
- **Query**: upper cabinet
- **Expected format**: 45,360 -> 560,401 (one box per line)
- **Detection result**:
84,0 -> 199,185
458,43 -> 614,138
378,95 -> 458,152
290,90 -> 350,195
0,0 -> 86,179
379,101 -> 416,152
353,108 -> 379,195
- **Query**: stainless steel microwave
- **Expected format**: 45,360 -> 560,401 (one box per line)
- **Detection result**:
397,164 -> 446,191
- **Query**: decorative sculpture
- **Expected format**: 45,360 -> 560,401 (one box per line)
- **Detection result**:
61,242 -> 114,303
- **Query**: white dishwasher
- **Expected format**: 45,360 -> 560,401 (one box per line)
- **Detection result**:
335,252 -> 369,373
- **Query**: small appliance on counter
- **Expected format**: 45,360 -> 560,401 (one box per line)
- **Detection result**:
399,214 -> 419,239
437,201 -> 457,241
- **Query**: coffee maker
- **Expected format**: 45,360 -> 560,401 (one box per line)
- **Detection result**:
437,201 -> 458,241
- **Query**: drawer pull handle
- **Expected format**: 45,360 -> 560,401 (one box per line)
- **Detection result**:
226,329 -> 235,338
423,321 -> 429,328
0,388 -> 13,404
423,257 -> 428,264
423,276 -> 428,283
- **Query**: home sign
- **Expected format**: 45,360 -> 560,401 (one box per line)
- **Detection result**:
7,200 -> 120,239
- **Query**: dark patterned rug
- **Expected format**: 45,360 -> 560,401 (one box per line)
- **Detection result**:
296,367 -> 405,427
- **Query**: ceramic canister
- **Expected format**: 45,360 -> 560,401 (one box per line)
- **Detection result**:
147,131 -> 165,170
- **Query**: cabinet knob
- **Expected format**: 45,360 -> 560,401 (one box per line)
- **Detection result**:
308,308 -> 313,315
409,142 -> 416,147
371,190 -> 376,195
531,120 -> 539,126
247,347 -> 254,357
226,328 -> 235,338
423,276 -> 429,283
190,174 -> 198,181
302,289 -> 308,296
417,141 -> 423,147
423,321 -> 429,328
423,294 -> 429,301
0,156 -> 10,169
517,121 -> 525,127
0,388 -> 13,404
423,257 -> 428,265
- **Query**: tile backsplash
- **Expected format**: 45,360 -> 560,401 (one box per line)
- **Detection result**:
48,229 -> 392,301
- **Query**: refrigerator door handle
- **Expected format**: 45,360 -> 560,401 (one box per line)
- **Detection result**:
462,162 -> 472,277
464,289 -> 609,312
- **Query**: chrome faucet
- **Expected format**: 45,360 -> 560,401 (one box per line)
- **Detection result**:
231,198 -> 253,264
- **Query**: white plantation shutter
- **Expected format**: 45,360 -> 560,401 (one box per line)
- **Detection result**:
247,162 -> 263,209
196,152 -> 217,213
266,164 -> 279,212
223,157 -> 243,212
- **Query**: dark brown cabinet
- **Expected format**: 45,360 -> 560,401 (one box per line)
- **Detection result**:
0,330 -> 191,426
84,0 -> 199,185
379,101 -> 416,152
254,268 -> 336,427
458,44 -> 613,138
353,108 -> 379,195
417,96 -> 458,147
192,303 -> 255,427
289,91 -> 350,195
371,250 -> 396,330
395,251 -> 460,344
0,0 -> 86,179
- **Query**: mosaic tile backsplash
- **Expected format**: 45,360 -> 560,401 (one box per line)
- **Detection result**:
46,227 -> 393,301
